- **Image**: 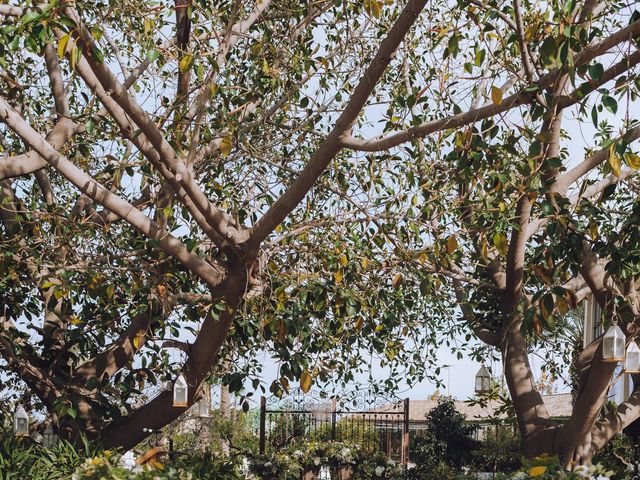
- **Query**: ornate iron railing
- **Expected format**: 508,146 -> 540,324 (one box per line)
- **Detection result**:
258,389 -> 410,468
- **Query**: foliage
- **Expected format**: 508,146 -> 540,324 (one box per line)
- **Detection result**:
71,450 -> 245,480
592,433 -> 639,480
0,430 -> 101,480
408,398 -> 478,478
1,0 -> 640,460
471,424 -> 522,474
249,441 -> 404,479
310,417 -> 381,454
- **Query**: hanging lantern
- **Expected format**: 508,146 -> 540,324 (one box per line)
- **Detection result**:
172,374 -> 188,407
197,396 -> 210,418
42,425 -> 57,448
13,406 -> 29,436
625,340 -> 640,373
602,324 -> 626,362
475,366 -> 491,393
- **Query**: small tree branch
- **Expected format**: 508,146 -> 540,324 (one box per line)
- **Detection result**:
339,19 -> 640,152
0,95 -> 226,291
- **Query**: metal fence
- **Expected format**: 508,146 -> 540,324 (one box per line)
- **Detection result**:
258,392 -> 410,467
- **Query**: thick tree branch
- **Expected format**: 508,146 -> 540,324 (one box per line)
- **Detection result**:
245,0 -> 428,248
101,274 -> 245,451
590,388 -> 640,453
504,195 -> 532,313
0,118 -> 74,180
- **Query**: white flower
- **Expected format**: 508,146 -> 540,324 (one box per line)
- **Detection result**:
573,465 -> 590,478
595,476 -> 610,480
511,472 -> 527,480
386,459 -> 395,466
313,456 -> 321,466
293,450 -> 304,459
264,462 -> 272,468
375,465 -> 385,476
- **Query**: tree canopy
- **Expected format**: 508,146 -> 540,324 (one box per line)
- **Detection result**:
0,0 -> 639,468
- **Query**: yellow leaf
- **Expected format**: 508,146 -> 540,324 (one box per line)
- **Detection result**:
364,0 -> 382,17
210,83 -> 218,98
446,236 -> 458,254
532,265 -> 552,285
491,85 -> 503,105
339,254 -> 348,267
179,53 -> 194,73
624,152 -> 640,170
481,238 -> 489,259
144,18 -> 154,34
220,136 -> 232,157
361,257 -> 370,269
133,330 -> 145,349
355,317 -> 363,330
392,273 -> 403,288
334,270 -> 344,283
300,370 -> 312,393
608,143 -> 621,177
556,295 -> 568,315
70,44 -> 78,70
70,315 -> 82,325
106,284 -> 115,299
58,33 -> 70,59
280,377 -> 289,392
493,232 -> 508,256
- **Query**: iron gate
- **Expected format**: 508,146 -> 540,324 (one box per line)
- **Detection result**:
258,390 -> 410,467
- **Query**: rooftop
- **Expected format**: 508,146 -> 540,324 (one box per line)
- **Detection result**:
375,393 -> 573,423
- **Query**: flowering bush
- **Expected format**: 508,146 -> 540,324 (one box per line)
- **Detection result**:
487,456 -> 615,480
352,453 -> 404,479
248,452 -> 302,480
72,450 -> 245,479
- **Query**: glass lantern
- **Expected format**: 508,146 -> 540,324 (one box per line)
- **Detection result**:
625,340 -> 640,373
475,366 -> 491,393
197,396 -> 210,418
42,425 -> 57,448
602,324 -> 626,362
14,406 -> 29,436
172,374 -> 188,407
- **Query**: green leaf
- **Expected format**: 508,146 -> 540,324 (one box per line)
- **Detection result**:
20,11 -> 42,25
602,95 -> 617,114
539,37 -> 557,68
91,45 -> 105,63
447,34 -> 459,58
588,63 -> 604,81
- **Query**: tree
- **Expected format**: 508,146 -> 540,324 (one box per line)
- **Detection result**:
409,398 -> 478,478
0,0 -> 639,468
0,0 -> 434,451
